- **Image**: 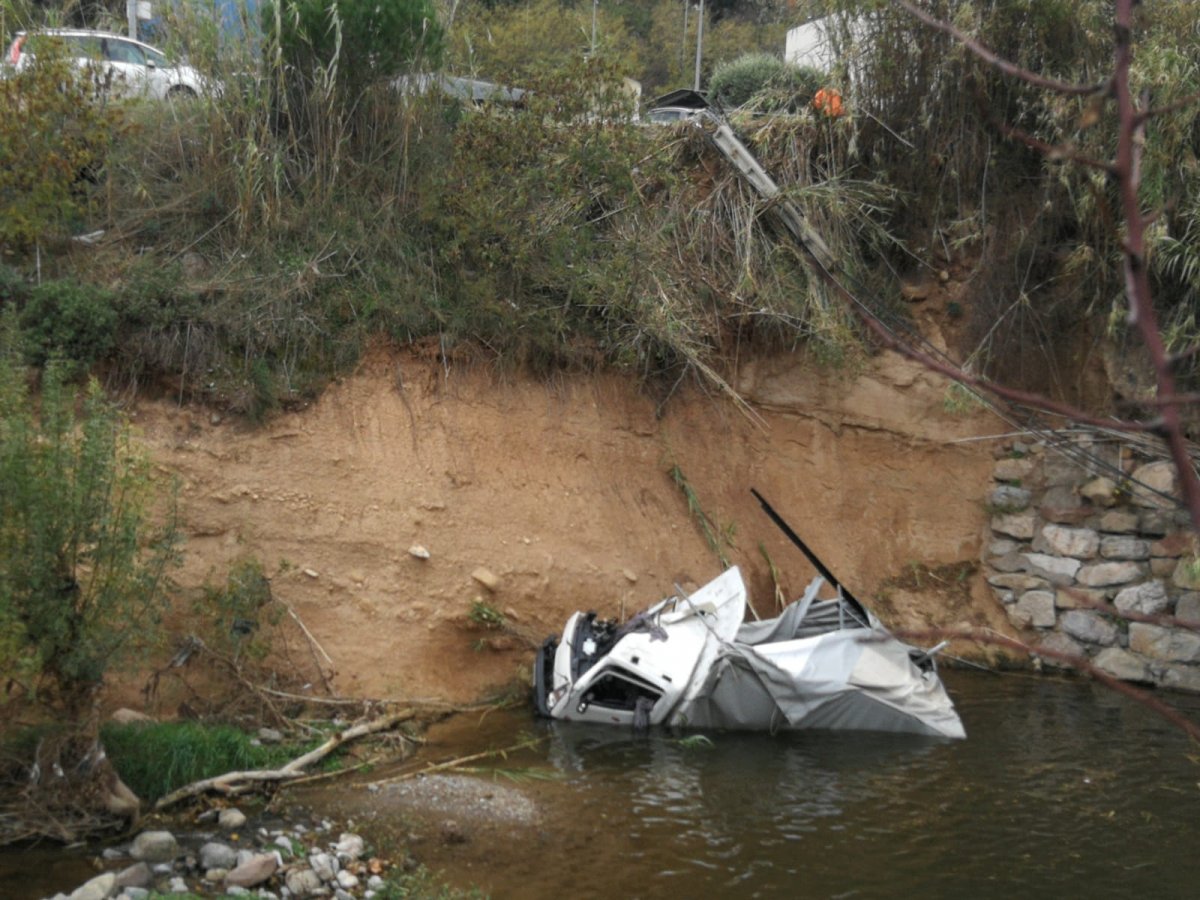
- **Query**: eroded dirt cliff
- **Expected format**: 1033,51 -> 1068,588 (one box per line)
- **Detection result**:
133,345 -> 1016,706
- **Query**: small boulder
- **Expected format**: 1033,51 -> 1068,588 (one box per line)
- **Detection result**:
129,830 -> 178,863
1036,632 -> 1086,669
218,807 -> 247,830
1021,553 -> 1081,586
1039,524 -> 1099,559
1172,557 -> 1200,591
1012,591 -> 1056,628
1076,561 -> 1143,588
335,833 -> 365,861
285,867 -> 324,898
1097,510 -> 1140,534
1176,593 -> 1200,623
991,512 -> 1036,540
1161,664 -> 1200,692
69,872 -> 116,900
1113,581 -> 1170,616
992,457 -> 1035,482
1093,647 -> 1152,683
200,841 -> 238,871
114,862 -> 153,889
1061,610 -> 1119,646
1079,477 -> 1118,507
308,851 -> 338,881
109,708 -> 153,725
471,567 -> 501,592
990,485 -> 1031,511
1129,461 -> 1177,508
1099,536 -> 1151,561
225,853 -> 279,888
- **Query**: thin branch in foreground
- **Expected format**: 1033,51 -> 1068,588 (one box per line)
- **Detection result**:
897,627 -> 1200,742
982,109 -> 1113,174
890,0 -> 1110,97
355,735 -> 548,789
873,0 -> 1200,534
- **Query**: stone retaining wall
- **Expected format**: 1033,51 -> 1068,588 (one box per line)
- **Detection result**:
985,434 -> 1200,693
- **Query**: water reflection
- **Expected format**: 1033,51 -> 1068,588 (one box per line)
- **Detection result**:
477,672 -> 1199,899
541,720 -> 953,893
5,673 -> 1195,899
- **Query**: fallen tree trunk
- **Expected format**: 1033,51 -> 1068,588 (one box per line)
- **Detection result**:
154,709 -> 416,810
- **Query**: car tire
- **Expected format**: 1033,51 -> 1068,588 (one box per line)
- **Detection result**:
167,85 -> 196,100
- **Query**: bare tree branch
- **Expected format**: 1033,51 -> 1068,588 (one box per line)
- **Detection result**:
890,0 -> 1110,97
1135,89 -> 1200,126
899,627 -> 1200,742
1109,0 -> 1200,529
979,103 -> 1113,173
875,0 -> 1200,533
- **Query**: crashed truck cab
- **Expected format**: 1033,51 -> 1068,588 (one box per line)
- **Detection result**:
534,563 -> 966,739
535,567 -> 747,727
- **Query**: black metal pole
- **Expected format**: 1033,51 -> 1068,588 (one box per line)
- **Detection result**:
750,488 -> 869,621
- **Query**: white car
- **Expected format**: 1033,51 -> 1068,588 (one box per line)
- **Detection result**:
4,29 -> 211,100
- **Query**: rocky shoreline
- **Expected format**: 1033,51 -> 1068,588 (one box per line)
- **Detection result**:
47,810 -> 391,900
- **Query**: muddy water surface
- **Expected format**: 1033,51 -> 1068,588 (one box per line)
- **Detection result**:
5,672 -> 1197,899
301,672 -> 1200,899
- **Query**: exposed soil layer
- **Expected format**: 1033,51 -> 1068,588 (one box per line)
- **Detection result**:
131,344 -> 1016,709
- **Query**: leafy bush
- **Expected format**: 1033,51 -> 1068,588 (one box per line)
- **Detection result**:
268,0 -> 444,92
709,53 -> 824,111
0,41 -> 119,247
19,279 -> 118,372
197,556 -> 278,660
709,52 -> 786,108
0,320 -> 179,710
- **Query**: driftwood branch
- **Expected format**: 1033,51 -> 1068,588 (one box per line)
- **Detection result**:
356,735 -> 547,789
154,710 -> 416,810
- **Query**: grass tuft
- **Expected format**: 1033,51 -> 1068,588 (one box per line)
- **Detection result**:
100,721 -> 305,802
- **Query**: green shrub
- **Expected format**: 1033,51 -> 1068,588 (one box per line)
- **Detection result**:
268,0 -> 444,93
0,40 -> 119,247
709,52 -> 786,108
0,319 -> 179,710
708,53 -> 825,112
198,557 -> 278,661
773,64 -> 826,109
20,279 -> 119,372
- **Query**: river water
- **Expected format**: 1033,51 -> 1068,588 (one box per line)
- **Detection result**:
5,671 -> 1198,899
322,671 -> 1200,900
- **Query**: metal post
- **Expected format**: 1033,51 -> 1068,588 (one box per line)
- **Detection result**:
681,1 -> 689,76
127,0 -> 137,39
693,0 -> 704,91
